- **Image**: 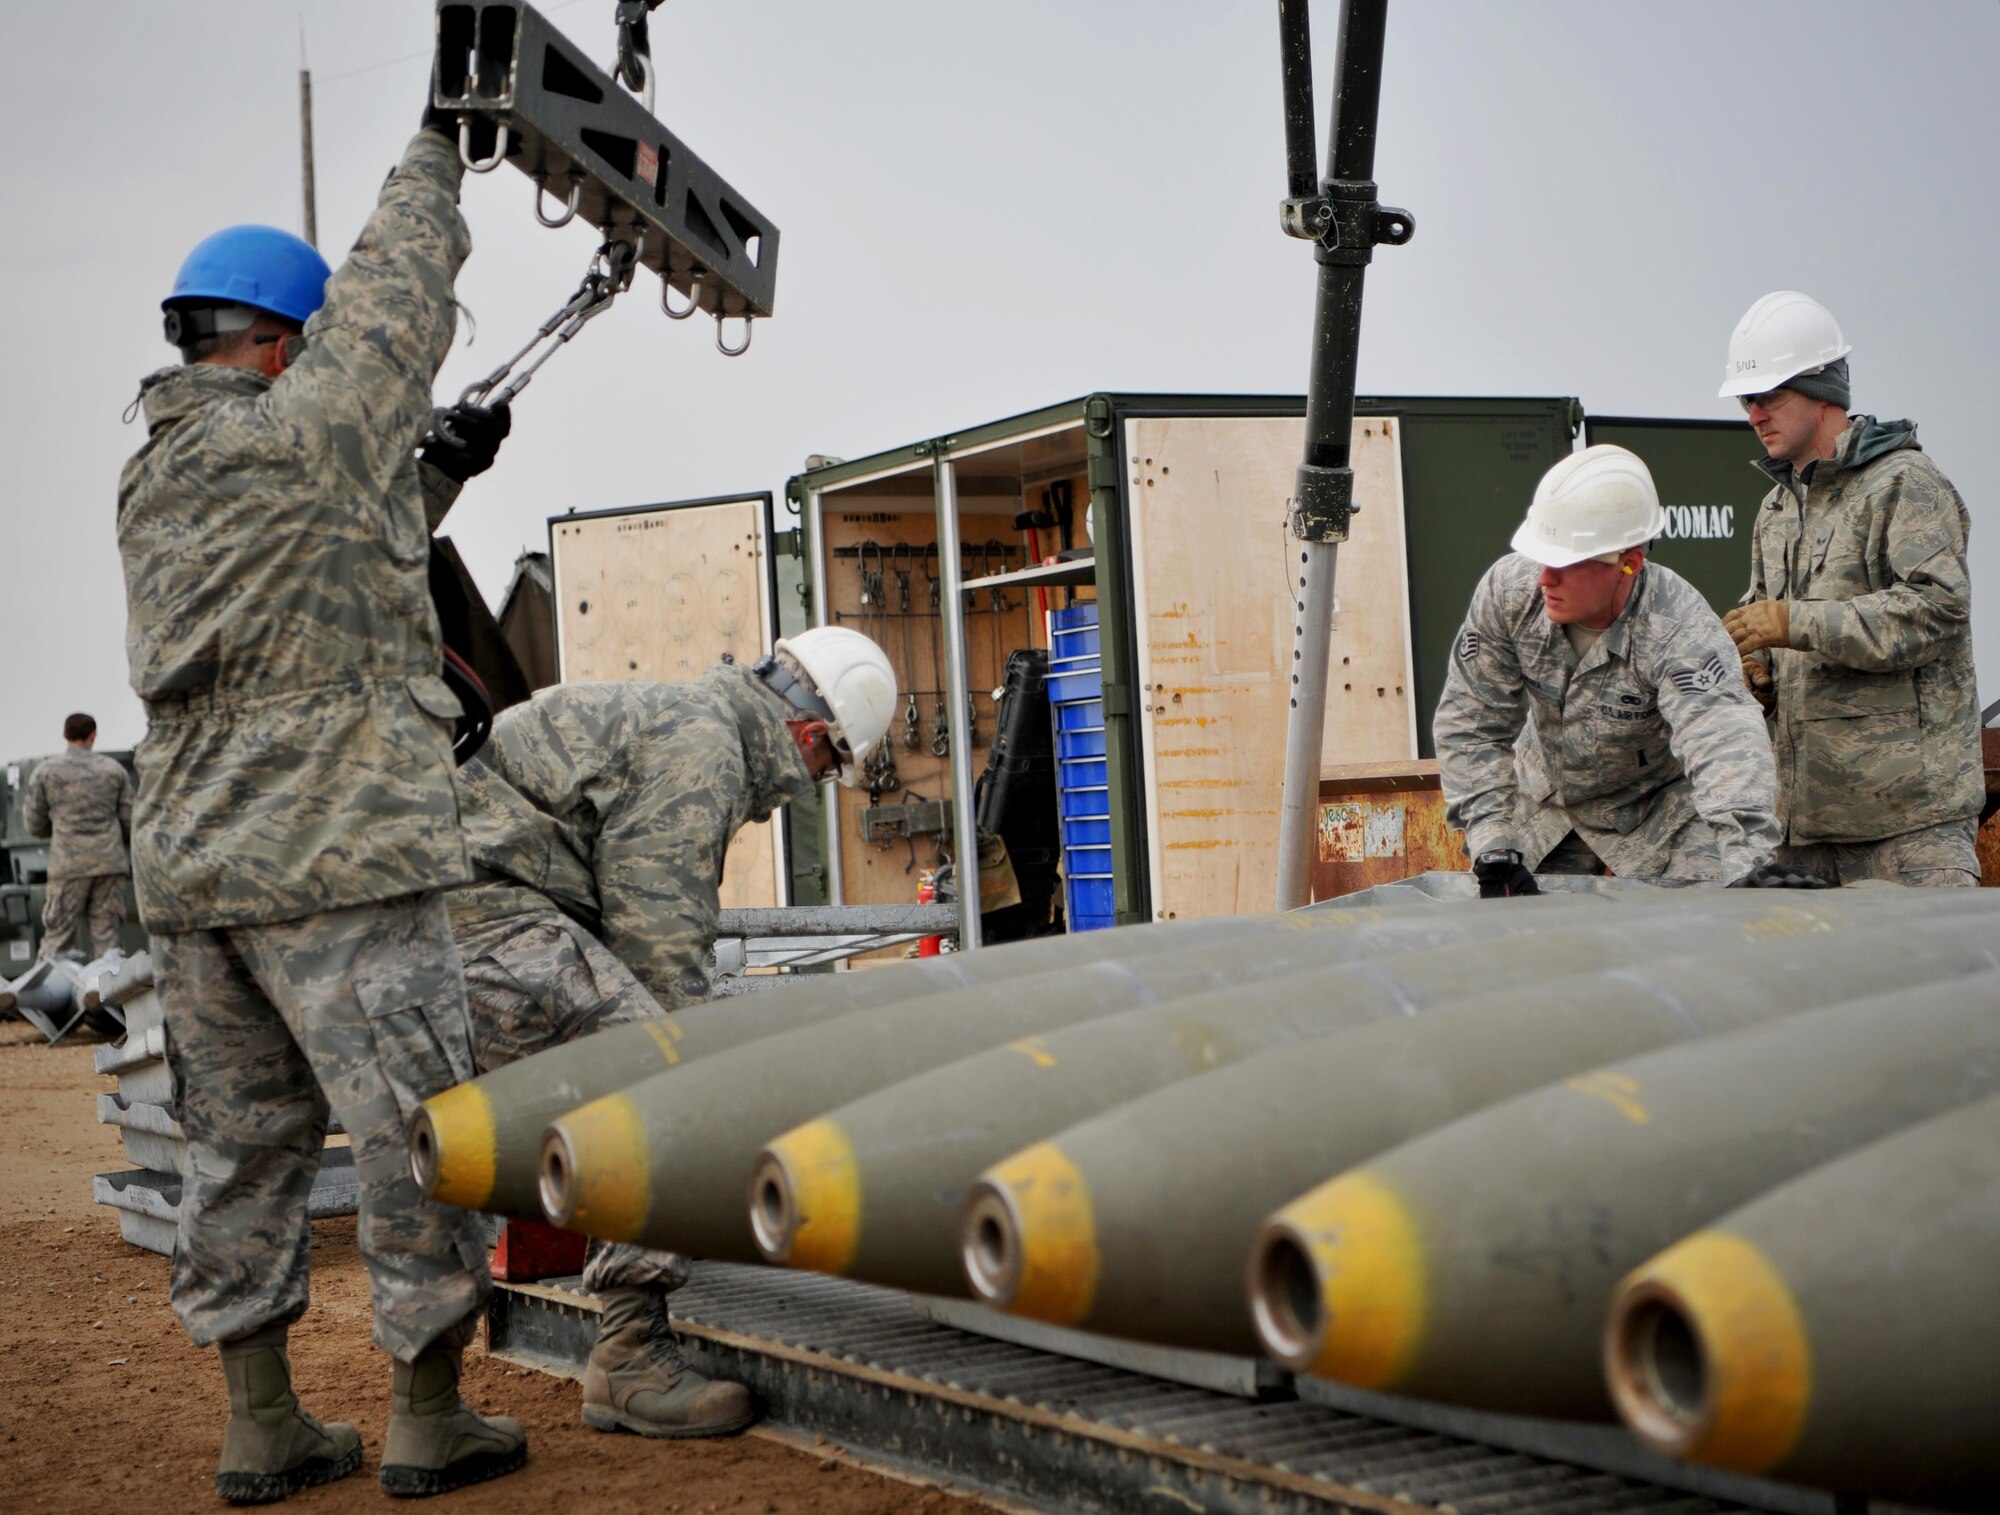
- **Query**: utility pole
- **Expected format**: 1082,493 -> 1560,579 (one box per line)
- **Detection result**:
299,65 -> 318,247
1271,0 -> 1412,909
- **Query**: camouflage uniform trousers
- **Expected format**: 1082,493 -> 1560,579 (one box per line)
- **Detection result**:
155,893 -> 491,1362
1776,816 -> 1983,888
452,886 -> 690,1294
38,873 -> 128,961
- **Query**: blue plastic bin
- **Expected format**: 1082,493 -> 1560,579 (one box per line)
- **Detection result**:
1057,784 -> 1110,819
1056,726 -> 1106,760
1055,700 -> 1103,731
1059,756 -> 1108,790
1062,816 -> 1111,849
1064,874 -> 1116,925
1045,662 -> 1103,705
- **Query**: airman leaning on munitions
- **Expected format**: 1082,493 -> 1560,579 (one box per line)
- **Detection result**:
1718,291 -> 1983,886
23,712 -> 133,962
447,626 -> 894,1438
1436,445 -> 1800,898
118,113 -> 522,1503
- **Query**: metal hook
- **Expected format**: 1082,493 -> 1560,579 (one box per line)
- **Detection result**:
662,272 -> 702,320
533,173 -> 582,229
458,116 -> 510,173
716,313 -> 753,358
635,51 -> 655,116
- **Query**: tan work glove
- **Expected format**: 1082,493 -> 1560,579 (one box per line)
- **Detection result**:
1723,599 -> 1791,655
1740,656 -> 1775,714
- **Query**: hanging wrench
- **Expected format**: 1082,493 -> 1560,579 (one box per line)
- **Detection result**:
892,544 -> 922,749
923,546 -> 950,757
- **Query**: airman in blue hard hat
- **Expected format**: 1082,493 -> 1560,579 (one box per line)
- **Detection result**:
118,106 -> 524,1502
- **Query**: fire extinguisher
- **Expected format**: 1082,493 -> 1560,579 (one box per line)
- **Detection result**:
916,871 -> 943,958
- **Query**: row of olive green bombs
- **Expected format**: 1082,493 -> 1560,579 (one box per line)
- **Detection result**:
410,881 -> 2000,1512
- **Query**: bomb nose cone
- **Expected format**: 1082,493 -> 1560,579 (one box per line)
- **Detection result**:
960,1182 -> 1024,1306
964,1144 -> 1099,1323
408,1110 -> 440,1195
753,1119 -> 861,1272
1606,1231 -> 1811,1473
1250,1170 -> 1425,1387
538,1127 -> 577,1224
749,1154 -> 796,1262
409,1083 -> 497,1208
1247,1227 -> 1326,1368
539,1092 -> 651,1240
1605,1283 -> 1710,1448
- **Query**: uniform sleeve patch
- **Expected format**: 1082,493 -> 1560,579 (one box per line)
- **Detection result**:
1667,652 -> 1730,695
1457,630 -> 1482,661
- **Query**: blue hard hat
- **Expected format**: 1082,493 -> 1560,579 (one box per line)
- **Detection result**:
164,225 -> 332,325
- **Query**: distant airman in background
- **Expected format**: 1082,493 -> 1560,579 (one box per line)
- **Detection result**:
24,712 -> 133,962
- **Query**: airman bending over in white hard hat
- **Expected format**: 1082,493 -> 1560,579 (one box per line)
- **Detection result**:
441,626 -> 896,1439
1718,291 -> 1983,886
1436,445 -> 1797,897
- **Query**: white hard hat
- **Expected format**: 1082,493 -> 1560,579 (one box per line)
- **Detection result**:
1510,444 -> 1666,569
1718,290 -> 1851,398
770,626 -> 897,787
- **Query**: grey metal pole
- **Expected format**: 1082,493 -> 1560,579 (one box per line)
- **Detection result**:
932,452 -> 983,949
299,68 -> 318,248
1271,0 -> 1411,910
805,485 -> 844,906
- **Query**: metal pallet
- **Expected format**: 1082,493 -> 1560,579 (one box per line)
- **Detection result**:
487,1263 -> 1782,1515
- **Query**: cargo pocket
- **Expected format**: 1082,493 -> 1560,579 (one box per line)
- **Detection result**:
1800,673 -> 1925,818
352,933 -> 476,1124
467,923 -> 615,1069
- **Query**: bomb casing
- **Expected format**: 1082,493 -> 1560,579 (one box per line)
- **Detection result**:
961,894 -> 2000,1356
1252,960 -> 2000,1419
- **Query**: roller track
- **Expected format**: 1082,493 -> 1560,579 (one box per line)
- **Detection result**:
486,1263 -> 1785,1515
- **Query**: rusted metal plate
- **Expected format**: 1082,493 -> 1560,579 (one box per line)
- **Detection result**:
1312,771 -> 1468,900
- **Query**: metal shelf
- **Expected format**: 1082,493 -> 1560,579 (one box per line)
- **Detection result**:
961,555 -> 1096,593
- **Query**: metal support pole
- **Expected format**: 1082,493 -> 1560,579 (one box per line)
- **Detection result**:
806,485 -> 845,905
932,452 -> 983,950
1272,0 -> 1411,910
299,67 -> 318,248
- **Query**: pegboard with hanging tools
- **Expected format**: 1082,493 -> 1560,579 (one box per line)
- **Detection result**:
816,520 -> 1042,899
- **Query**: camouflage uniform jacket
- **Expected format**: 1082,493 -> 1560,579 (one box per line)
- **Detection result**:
1436,555 -> 1781,882
116,132 -> 472,933
452,665 -> 816,1006
24,748 -> 133,880
1745,417 -> 1981,844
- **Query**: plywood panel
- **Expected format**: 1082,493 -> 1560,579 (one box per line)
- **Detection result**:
1126,416 -> 1412,922
550,500 -> 780,909
816,499 -> 1063,915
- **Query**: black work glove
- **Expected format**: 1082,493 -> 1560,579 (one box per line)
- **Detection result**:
419,401 -> 512,484
1728,861 -> 1833,889
1473,848 -> 1540,899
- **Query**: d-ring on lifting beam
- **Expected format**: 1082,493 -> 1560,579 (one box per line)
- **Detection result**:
534,172 -> 583,228
460,116 -> 511,173
662,273 -> 702,319
716,314 -> 753,357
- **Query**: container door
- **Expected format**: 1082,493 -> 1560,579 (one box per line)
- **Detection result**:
1120,413 -> 1414,921
548,493 -> 791,907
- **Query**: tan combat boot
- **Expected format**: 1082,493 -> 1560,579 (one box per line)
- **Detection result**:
214,1324 -> 363,1505
378,1319 -> 527,1498
581,1286 -> 758,1438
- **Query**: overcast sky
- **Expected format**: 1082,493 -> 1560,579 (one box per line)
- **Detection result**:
3,0 -> 1995,761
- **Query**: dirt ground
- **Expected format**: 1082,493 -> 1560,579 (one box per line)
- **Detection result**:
0,1020 -> 1000,1513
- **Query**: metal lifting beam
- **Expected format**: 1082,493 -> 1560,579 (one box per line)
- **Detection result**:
1272,0 -> 1414,909
432,1 -> 779,334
